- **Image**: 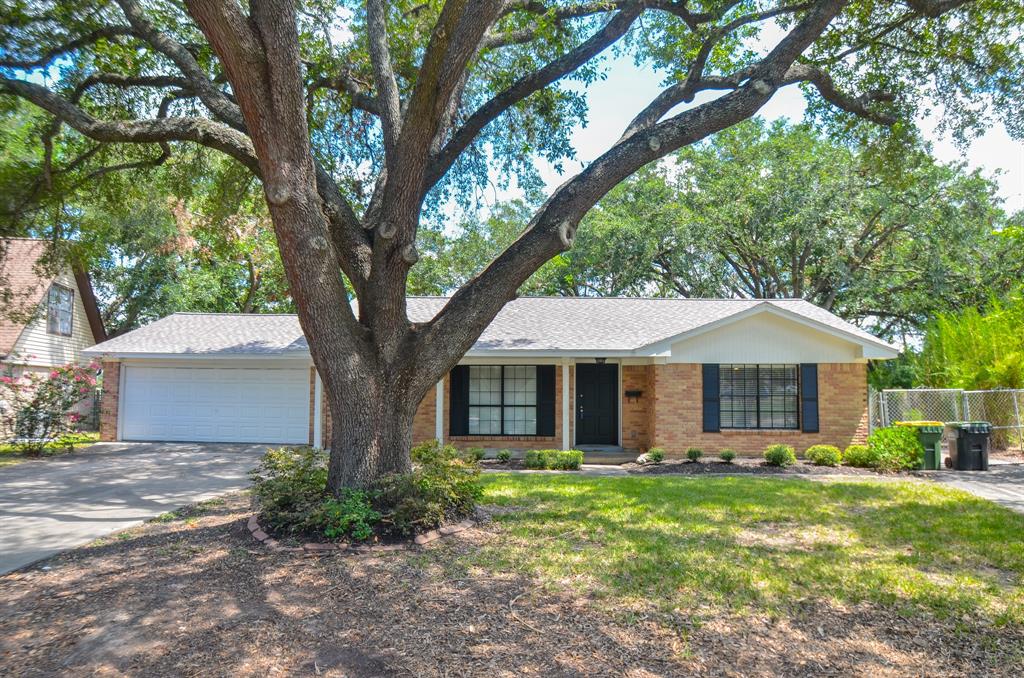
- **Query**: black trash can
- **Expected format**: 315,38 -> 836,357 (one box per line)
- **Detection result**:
949,422 -> 992,471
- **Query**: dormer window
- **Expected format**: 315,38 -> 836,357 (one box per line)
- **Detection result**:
47,283 -> 74,336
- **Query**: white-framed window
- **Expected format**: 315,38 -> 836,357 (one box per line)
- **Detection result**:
468,365 -> 537,435
47,283 -> 74,337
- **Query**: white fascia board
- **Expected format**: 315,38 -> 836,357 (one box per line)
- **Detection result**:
638,302 -> 900,359
461,349 -> 641,359
82,350 -> 313,361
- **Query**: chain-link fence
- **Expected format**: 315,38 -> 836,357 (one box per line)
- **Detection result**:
871,387 -> 1024,452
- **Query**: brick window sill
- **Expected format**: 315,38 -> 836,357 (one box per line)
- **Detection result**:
718,429 -> 805,435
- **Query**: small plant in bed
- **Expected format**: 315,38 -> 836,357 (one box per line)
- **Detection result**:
249,441 -> 482,541
686,447 -> 703,462
805,444 -> 842,467
524,449 -> 584,470
496,449 -> 512,463
637,447 -> 665,465
842,444 -> 875,468
462,446 -> 485,463
719,449 -> 737,463
763,444 -> 796,467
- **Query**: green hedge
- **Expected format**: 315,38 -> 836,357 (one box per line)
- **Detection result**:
524,449 -> 584,470
867,426 -> 923,471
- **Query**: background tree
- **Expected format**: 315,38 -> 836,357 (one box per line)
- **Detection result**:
2,0 -> 1021,491
500,119 -> 1009,340
0,101 -> 292,333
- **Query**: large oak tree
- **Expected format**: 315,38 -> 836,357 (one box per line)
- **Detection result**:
1,0 -> 1020,491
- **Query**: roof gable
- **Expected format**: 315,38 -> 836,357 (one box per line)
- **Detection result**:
1,239 -> 106,358
643,300 -> 898,358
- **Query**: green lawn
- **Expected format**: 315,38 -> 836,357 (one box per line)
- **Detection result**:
0,431 -> 100,467
447,474 -> 1024,626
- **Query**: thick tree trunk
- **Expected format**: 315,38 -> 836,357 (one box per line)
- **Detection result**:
322,358 -> 433,492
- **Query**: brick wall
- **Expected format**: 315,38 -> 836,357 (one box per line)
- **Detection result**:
648,362 -> 869,456
99,360 -> 120,441
412,382 -> 437,444
621,364 -> 651,451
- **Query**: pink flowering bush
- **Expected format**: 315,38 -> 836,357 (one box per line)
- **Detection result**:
0,362 -> 100,455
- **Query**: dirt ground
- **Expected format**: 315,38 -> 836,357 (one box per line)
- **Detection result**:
1,492 -> 1021,677
621,457 -> 879,476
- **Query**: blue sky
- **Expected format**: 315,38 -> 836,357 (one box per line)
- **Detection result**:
534,54 -> 1024,214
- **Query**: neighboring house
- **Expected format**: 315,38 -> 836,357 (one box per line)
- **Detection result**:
0,238 -> 106,377
83,297 -> 898,457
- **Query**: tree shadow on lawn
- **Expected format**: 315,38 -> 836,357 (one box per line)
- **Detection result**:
1,483 -> 1023,677
0,494 -> 687,677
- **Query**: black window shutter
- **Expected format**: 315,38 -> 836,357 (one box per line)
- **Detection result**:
800,363 -> 819,433
449,365 -> 470,436
536,365 -> 556,437
702,363 -> 720,432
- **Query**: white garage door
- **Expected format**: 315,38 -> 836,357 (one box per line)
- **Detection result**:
121,366 -> 310,443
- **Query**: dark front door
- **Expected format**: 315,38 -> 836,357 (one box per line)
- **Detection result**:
575,363 -> 618,445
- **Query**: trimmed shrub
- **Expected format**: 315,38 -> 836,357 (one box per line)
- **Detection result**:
551,449 -> 584,470
867,426 -> 924,471
462,446 -> 485,463
250,442 -> 484,541
319,491 -> 379,541
646,447 -> 665,463
496,449 -> 512,463
375,440 -> 483,536
843,444 -> 875,468
719,449 -> 737,463
686,447 -> 704,462
806,444 -> 842,467
250,446 -> 330,535
763,444 -> 797,467
524,449 -> 584,470
523,450 -> 546,469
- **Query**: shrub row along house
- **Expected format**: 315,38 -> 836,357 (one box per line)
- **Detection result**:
83,297 -> 898,457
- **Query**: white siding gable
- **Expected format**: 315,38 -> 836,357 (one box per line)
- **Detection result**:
668,311 -> 863,364
9,268 -> 97,368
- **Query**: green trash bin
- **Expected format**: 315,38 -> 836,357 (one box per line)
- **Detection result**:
895,421 -> 945,470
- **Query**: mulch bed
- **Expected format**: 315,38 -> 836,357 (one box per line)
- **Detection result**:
2,492 -> 1022,677
623,458 -> 881,476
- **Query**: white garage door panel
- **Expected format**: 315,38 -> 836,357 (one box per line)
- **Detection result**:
122,366 -> 310,443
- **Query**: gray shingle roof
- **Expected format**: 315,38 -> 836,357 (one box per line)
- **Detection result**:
84,297 -> 897,357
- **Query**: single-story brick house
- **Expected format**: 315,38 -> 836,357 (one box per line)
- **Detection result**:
83,297 -> 898,456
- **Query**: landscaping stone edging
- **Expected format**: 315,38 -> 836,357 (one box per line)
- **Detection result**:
246,514 -> 476,555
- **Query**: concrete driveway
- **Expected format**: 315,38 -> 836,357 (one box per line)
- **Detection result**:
0,442 -> 268,574
931,463 -> 1024,514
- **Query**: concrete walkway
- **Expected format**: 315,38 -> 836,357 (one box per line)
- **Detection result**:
930,463 -> 1024,514
0,442 -> 268,574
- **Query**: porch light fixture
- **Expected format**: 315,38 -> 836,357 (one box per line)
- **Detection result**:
595,357 -> 607,364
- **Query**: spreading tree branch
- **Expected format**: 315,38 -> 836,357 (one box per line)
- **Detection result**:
426,5 -> 643,190
0,76 -> 259,171
0,26 -> 137,69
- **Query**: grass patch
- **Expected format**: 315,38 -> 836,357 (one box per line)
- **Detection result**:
0,431 -> 100,467
453,474 -> 1024,625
